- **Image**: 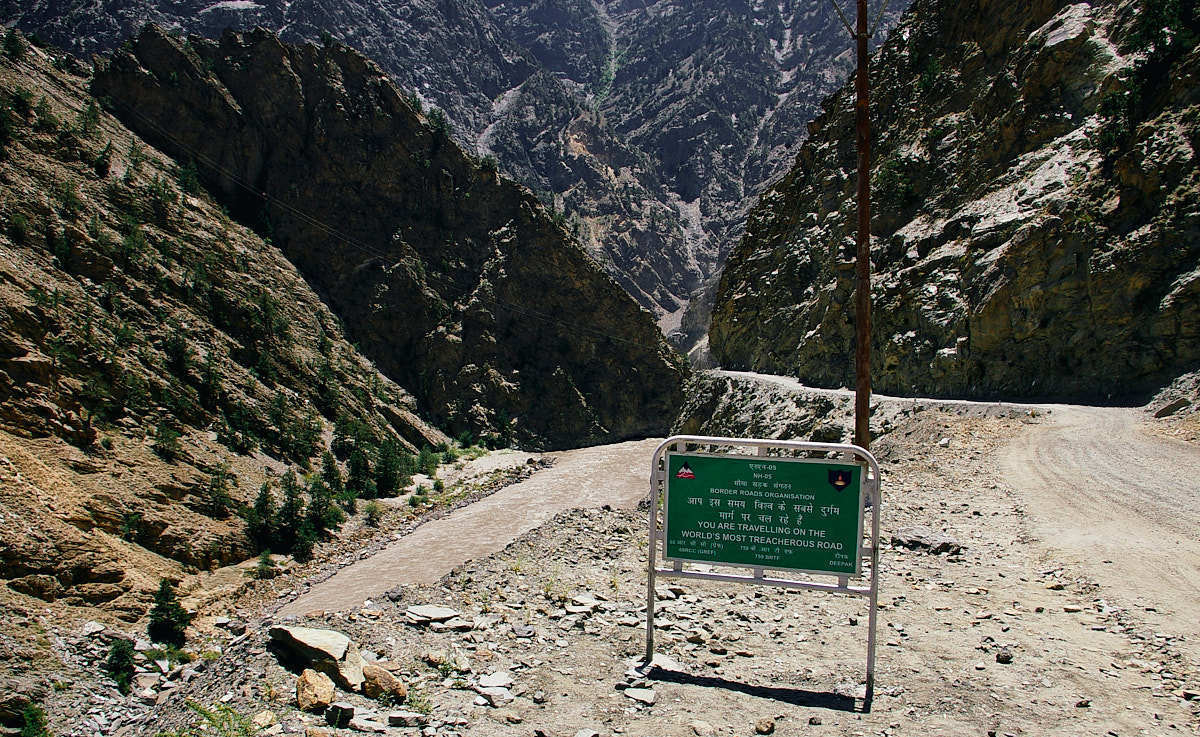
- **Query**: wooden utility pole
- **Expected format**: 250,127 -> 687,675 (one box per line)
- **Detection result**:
853,0 -> 872,450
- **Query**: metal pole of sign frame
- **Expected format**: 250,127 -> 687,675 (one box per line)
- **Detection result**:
644,435 -> 882,702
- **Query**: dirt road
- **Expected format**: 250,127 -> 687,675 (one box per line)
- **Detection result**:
999,405 -> 1200,643
279,438 -> 661,615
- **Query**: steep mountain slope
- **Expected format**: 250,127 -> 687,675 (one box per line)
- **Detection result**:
0,0 -> 907,337
0,36 -> 447,623
91,26 -> 686,449
712,0 -> 1200,401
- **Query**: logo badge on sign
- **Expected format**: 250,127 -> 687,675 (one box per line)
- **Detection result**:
828,469 -> 851,492
675,462 -> 695,480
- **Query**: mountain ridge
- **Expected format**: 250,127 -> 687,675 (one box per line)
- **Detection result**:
711,0 -> 1200,401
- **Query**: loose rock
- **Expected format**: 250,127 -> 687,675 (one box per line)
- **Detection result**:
296,669 -> 336,712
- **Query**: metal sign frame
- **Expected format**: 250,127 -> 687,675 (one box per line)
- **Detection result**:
643,435 -> 882,699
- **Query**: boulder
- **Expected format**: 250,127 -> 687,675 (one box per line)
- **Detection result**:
296,669 -> 336,712
478,686 -> 514,706
891,526 -> 963,555
362,663 -> 407,702
270,626 -> 365,691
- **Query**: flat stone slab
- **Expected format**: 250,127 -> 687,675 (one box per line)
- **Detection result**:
406,605 -> 462,623
478,671 -> 513,689
387,711 -> 430,727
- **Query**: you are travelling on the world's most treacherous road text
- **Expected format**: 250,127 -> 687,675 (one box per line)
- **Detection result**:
664,454 -> 865,575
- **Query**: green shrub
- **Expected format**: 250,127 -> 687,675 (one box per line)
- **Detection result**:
145,174 -> 177,226
163,330 -> 192,375
427,107 -> 450,135
33,96 -> 58,133
417,445 -> 439,476
159,702 -> 259,737
119,511 -> 144,542
916,58 -> 941,95
8,212 -> 29,243
94,141 -> 113,177
176,160 -> 200,194
873,155 -> 917,210
19,703 -> 51,737
198,352 -> 222,410
10,87 -> 34,117
291,520 -> 317,562
53,180 -> 83,217
105,639 -> 135,694
147,578 -> 191,647
76,100 -> 100,138
364,500 -> 384,527
247,549 -> 276,580
152,421 -> 182,461
0,99 -> 12,156
126,140 -> 146,175
4,28 -> 27,61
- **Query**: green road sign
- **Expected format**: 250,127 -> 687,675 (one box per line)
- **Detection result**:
664,452 -> 864,576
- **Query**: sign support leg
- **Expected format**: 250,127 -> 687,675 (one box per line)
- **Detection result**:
644,456 -> 660,666
865,476 -> 880,705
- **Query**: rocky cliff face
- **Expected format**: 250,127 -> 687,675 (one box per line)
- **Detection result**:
1,0 -> 906,340
0,36 -> 448,620
712,0 -> 1200,401
92,26 -> 686,449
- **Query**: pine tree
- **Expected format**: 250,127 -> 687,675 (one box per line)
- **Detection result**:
292,519 -> 317,563
346,447 -> 375,499
375,438 -> 403,496
205,462 -> 233,519
147,578 -> 191,647
417,445 -> 439,477
276,469 -> 305,548
306,476 -> 342,532
246,481 -> 275,549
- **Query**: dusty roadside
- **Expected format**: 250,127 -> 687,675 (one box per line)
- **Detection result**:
82,406 -> 1198,737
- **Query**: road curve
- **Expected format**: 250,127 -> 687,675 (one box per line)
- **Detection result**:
999,405 -> 1200,625
279,438 -> 661,615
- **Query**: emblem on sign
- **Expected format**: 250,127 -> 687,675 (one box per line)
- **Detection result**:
675,462 -> 695,479
828,469 -> 851,491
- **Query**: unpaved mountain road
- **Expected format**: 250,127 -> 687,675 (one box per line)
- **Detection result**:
279,438 -> 662,616
282,372 -> 1200,653
1000,405 -> 1200,641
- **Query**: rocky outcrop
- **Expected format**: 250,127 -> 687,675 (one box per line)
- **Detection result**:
92,27 -> 686,448
0,37 -> 450,619
712,0 -> 1200,401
